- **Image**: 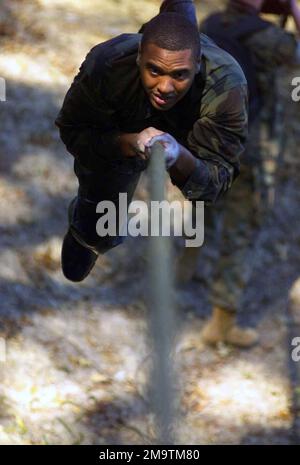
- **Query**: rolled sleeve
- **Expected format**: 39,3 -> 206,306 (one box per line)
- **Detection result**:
180,158 -> 210,200
183,85 -> 248,203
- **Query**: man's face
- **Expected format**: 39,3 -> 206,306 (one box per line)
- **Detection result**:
138,42 -> 200,111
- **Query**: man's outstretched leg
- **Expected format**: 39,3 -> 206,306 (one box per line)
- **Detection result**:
139,0 -> 198,33
61,158 -> 145,282
62,197 -> 98,282
159,0 -> 198,25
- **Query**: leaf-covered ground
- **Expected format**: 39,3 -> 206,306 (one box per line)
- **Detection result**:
0,0 -> 300,445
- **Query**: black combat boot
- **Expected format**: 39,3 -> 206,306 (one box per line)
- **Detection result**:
61,229 -> 98,282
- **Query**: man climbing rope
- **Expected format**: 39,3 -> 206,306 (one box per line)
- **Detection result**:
55,0 -> 248,283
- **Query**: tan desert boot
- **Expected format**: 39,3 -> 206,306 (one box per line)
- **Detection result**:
201,306 -> 259,348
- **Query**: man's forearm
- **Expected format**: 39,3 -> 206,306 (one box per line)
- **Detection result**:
169,144 -> 234,203
168,144 -> 197,187
117,132 -> 140,158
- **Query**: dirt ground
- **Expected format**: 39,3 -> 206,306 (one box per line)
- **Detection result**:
0,0 -> 300,445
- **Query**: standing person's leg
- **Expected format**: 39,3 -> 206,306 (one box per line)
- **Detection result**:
62,156 -> 147,282
175,199 -> 224,284
201,165 -> 260,347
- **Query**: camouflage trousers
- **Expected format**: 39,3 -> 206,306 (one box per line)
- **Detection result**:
178,155 -> 263,314
204,162 -> 262,313
187,121 -> 273,312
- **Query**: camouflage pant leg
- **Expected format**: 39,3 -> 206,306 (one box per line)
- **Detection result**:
208,164 -> 260,313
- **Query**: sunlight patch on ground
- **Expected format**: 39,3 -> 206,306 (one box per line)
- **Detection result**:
177,357 -> 291,444
0,53 -> 69,87
12,150 -> 75,194
0,311 -> 146,444
203,360 -> 290,421
0,178 -> 33,226
37,0 -> 158,19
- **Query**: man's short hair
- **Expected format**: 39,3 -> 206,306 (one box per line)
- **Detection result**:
141,12 -> 201,61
